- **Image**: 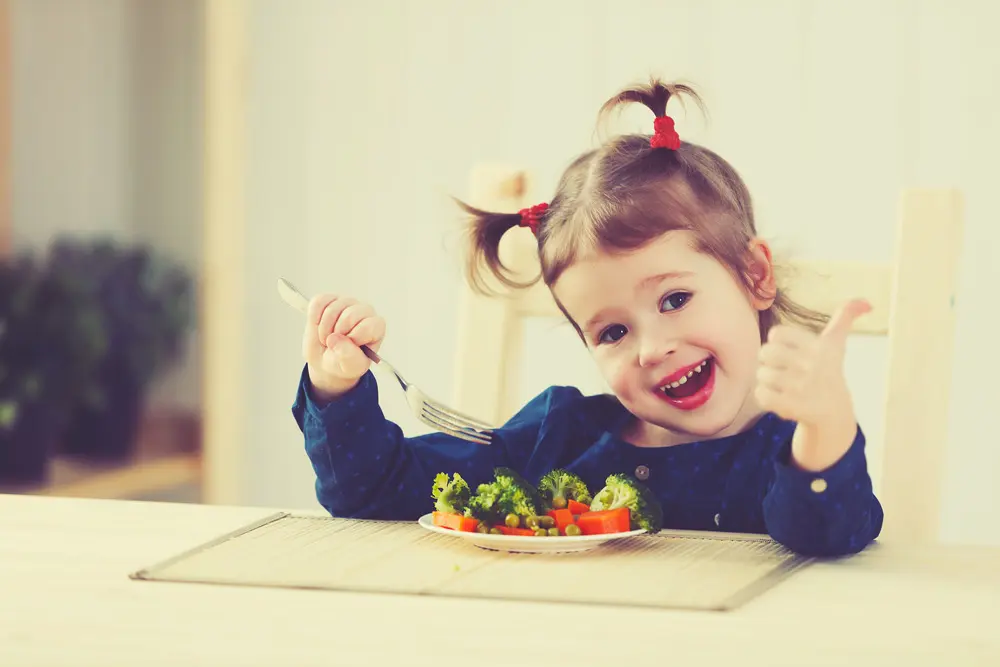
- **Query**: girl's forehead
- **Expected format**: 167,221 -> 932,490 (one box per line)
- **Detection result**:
569,231 -> 703,277
552,231 -> 711,307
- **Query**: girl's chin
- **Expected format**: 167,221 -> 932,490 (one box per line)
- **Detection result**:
625,394 -> 754,444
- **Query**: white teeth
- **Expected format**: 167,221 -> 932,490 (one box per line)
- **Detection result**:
661,360 -> 708,392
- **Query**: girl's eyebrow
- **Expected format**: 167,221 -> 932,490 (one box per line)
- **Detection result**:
583,271 -> 694,331
638,270 -> 693,291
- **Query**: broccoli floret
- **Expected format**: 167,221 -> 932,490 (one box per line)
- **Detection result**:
537,468 -> 592,510
462,468 -> 544,524
464,482 -> 503,522
431,472 -> 471,514
590,473 -> 664,533
493,467 -> 543,518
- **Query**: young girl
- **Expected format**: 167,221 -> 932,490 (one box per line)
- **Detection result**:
291,79 -> 883,558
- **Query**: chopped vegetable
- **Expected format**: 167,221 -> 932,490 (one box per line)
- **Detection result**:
567,499 -> 591,515
577,508 -> 631,534
537,469 -> 592,510
493,467 -> 544,518
590,474 -> 663,533
465,482 -> 503,522
432,511 -> 480,532
431,472 -> 471,514
546,508 -> 575,534
463,467 -> 543,526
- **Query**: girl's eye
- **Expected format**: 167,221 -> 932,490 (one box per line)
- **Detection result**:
597,324 -> 627,344
660,291 -> 691,312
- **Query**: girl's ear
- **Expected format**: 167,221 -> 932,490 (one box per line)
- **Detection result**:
745,238 -> 777,311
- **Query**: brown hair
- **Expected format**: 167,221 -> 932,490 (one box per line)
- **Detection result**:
458,77 -> 827,340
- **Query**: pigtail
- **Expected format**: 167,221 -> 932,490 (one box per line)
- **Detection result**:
769,293 -> 830,334
455,199 -> 544,296
596,77 -> 706,149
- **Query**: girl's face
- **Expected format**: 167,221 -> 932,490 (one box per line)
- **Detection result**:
552,230 -> 776,446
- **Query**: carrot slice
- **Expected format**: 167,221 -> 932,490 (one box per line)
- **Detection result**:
576,508 -> 630,535
567,499 -> 590,515
457,516 -> 480,532
432,511 -> 479,532
546,508 -> 575,534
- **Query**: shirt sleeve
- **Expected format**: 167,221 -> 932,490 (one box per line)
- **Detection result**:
290,365 -> 548,520
761,425 -> 885,557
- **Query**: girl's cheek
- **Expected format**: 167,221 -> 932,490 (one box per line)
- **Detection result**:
598,356 -> 634,401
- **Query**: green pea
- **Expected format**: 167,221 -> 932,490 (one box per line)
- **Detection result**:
489,527 -> 503,535
552,496 -> 567,509
537,515 -> 556,529
476,522 -> 490,534
564,524 -> 582,536
525,516 -> 540,530
505,513 -> 520,528
533,528 -> 547,537
547,527 -> 560,536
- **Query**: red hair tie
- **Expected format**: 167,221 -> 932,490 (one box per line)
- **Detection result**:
650,115 -> 681,150
518,202 -> 548,235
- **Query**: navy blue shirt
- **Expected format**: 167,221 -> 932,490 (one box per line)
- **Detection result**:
292,366 -> 883,557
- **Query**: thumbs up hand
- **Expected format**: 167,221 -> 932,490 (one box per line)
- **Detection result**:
755,299 -> 871,472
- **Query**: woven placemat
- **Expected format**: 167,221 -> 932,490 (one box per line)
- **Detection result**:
130,513 -> 810,611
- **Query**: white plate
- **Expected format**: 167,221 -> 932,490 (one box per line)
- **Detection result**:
417,513 -> 646,554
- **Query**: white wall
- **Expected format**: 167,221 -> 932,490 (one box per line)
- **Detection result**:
11,0 -> 202,411
236,0 -> 1000,546
12,0 -> 135,245
129,0 -> 202,412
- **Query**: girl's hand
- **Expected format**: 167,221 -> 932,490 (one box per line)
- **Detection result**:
755,299 -> 872,472
302,294 -> 386,403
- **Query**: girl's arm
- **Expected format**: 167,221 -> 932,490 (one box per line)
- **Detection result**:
756,299 -> 883,556
762,424 -> 884,557
291,367 -> 546,520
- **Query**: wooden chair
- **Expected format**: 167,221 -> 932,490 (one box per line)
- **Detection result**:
452,164 -> 964,545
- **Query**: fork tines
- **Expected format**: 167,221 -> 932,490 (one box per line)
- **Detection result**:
419,405 -> 493,445
422,401 -> 494,433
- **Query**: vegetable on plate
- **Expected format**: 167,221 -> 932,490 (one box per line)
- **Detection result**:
428,467 -> 664,538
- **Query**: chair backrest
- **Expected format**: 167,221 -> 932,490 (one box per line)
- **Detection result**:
452,163 -> 964,545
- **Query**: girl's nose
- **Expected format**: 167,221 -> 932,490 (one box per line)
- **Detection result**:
638,335 -> 678,368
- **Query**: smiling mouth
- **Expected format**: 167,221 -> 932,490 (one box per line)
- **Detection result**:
655,358 -> 715,410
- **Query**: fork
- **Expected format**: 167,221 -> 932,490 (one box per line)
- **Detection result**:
277,278 -> 494,445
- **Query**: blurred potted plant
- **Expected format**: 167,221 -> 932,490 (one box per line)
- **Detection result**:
0,252 -> 107,484
45,237 -> 195,462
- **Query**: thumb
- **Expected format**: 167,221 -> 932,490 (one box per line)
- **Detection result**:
324,333 -> 371,378
821,298 -> 871,344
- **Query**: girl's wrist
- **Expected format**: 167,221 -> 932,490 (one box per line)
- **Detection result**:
307,372 -> 360,406
790,412 -> 857,472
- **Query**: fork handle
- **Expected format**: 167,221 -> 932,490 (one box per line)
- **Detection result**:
360,345 -> 381,364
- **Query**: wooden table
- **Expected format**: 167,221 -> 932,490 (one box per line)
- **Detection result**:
2,494 -> 997,666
